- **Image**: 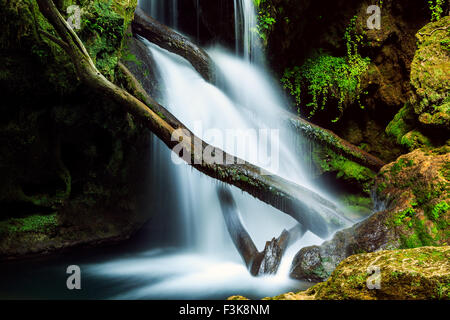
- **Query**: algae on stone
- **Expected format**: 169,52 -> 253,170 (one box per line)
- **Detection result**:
410,16 -> 450,129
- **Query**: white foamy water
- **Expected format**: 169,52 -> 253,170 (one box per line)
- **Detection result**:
84,0 -> 355,299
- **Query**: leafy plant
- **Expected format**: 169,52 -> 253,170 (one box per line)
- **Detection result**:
431,201 -> 449,220
281,16 -> 370,122
394,207 -> 416,226
428,0 -> 444,21
255,12 -> 276,41
254,0 -> 276,42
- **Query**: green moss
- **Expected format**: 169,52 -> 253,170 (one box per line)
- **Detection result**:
431,201 -> 449,220
0,213 -> 58,235
304,247 -> 450,300
386,104 -> 415,143
440,162 -> 450,180
390,158 -> 415,175
401,131 -> 433,151
239,175 -> 249,183
400,218 -> 437,248
340,194 -> 373,215
313,147 -> 375,194
377,181 -> 387,194
385,104 -> 434,151
392,207 -> 416,226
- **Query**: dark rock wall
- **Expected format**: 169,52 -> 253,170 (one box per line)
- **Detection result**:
0,0 -> 155,259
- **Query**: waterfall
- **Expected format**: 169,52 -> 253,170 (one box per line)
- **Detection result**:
83,0 -> 353,299
234,0 -> 261,62
138,0 -> 178,29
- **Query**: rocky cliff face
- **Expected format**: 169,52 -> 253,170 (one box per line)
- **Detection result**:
0,0 -> 155,259
259,0 -> 447,163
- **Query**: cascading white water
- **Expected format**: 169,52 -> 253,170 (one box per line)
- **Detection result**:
234,0 -> 261,63
139,0 -> 178,29
85,0 -> 352,299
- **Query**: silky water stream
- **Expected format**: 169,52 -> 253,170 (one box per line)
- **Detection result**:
0,0 -> 360,299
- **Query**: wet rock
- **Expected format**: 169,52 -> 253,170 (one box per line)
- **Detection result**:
268,246 -> 450,300
290,148 -> 449,282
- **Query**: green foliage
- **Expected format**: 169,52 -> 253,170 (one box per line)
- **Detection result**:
281,16 -> 370,122
254,0 -> 276,42
393,207 -> 416,226
80,0 -> 126,79
431,201 -> 449,220
255,11 -> 276,42
428,0 -> 444,21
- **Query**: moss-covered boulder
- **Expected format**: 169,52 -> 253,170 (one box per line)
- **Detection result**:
375,148 -> 449,249
266,246 -> 450,300
289,148 -> 449,282
385,103 -> 434,151
410,16 -> 450,129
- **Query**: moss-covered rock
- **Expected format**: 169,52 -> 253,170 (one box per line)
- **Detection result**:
375,148 -> 449,249
266,246 -> 450,300
410,16 -> 450,129
0,0 -> 155,260
289,148 -> 449,282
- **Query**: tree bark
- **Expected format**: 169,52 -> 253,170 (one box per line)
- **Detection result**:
36,0 -> 352,240
282,110 -> 386,171
217,186 -> 306,276
132,7 -> 214,83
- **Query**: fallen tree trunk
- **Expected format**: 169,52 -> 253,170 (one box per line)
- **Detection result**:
36,0 -> 352,239
131,7 -> 384,171
132,7 -> 214,83
281,110 -> 386,171
217,186 -> 306,276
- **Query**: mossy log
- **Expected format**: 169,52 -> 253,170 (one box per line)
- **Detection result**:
132,7 -> 214,82
282,110 -> 386,171
36,0 -> 352,239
